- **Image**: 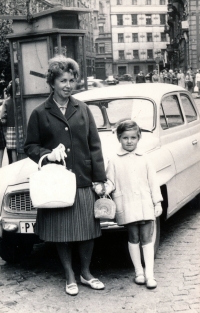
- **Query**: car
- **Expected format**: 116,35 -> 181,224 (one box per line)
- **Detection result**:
0,83 -> 200,262
119,74 -> 133,81
105,75 -> 119,85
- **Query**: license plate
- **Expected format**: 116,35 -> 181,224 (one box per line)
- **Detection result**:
20,222 -> 36,233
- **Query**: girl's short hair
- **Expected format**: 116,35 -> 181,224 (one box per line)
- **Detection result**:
116,119 -> 141,141
46,55 -> 79,86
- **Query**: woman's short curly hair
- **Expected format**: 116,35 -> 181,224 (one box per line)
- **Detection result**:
116,119 -> 141,141
46,55 -> 79,86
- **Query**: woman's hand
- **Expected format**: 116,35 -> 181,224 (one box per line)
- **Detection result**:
93,182 -> 105,196
47,144 -> 67,162
155,203 -> 163,217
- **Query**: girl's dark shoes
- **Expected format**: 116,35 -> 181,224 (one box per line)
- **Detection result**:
80,275 -> 105,290
66,282 -> 79,295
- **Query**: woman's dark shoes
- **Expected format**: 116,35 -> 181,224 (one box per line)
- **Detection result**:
80,275 -> 105,290
66,282 -> 79,295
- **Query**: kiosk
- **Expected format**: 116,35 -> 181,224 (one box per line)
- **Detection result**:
5,7 -> 90,159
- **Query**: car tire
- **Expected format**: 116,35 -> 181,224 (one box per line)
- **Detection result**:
140,217 -> 160,263
0,238 -> 33,263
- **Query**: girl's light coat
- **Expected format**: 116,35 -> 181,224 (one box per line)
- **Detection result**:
106,148 -> 163,225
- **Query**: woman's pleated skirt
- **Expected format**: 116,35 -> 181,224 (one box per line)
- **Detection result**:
35,187 -> 101,242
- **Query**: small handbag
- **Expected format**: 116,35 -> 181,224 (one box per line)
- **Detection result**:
30,154 -> 76,209
94,195 -> 116,220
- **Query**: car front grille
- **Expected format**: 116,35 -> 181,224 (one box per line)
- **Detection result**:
9,193 -> 36,212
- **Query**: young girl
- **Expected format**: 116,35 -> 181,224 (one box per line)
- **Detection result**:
105,120 -> 163,289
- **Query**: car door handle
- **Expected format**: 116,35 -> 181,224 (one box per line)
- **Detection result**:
192,140 -> 198,145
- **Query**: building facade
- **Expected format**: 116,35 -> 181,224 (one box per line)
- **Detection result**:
93,0 -> 113,79
110,0 -> 169,79
166,0 -> 200,73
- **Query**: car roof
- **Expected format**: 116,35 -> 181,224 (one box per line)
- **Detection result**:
74,83 -> 185,102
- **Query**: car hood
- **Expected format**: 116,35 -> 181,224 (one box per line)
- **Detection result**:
0,158 -> 37,186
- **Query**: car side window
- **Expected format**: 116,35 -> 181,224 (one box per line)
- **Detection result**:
160,95 -> 184,130
180,94 -> 197,123
88,105 -> 104,128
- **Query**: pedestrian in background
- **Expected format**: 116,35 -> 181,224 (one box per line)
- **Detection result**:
24,55 -> 106,296
177,69 -> 185,88
136,71 -> 146,83
159,71 -> 164,83
0,82 -> 17,164
0,100 -> 6,167
105,120 -> 163,289
195,69 -> 200,96
185,71 -> 193,93
152,70 -> 160,83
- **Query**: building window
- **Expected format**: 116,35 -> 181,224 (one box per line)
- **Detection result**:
95,43 -> 98,54
132,33 -> 138,42
160,14 -> 166,25
147,49 -> 153,59
147,33 -> 153,42
161,49 -> 165,55
117,0 -> 122,4
119,50 -> 125,59
148,65 -> 154,73
132,0 -> 137,4
146,0 -> 151,4
134,66 -> 140,74
99,44 -> 105,54
133,50 -> 139,59
99,26 -> 104,34
117,14 -> 123,25
160,0 -> 166,4
131,14 -> 137,25
161,32 -> 167,41
146,14 -> 152,25
118,33 -> 124,43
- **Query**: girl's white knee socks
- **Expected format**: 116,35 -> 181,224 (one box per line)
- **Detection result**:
128,242 -> 144,276
142,242 -> 154,279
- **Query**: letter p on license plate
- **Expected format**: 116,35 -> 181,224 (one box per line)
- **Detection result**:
20,222 -> 36,233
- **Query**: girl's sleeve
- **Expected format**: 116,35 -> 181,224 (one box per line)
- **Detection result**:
146,156 -> 163,205
105,159 -> 116,194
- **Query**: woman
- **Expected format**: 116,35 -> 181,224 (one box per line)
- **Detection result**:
0,82 -> 17,164
177,69 -> 185,88
24,56 -> 106,296
185,71 -> 193,93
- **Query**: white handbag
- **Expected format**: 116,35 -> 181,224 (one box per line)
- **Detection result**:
30,154 -> 76,209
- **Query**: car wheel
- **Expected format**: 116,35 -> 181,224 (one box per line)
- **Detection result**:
140,217 -> 160,263
0,238 -> 33,263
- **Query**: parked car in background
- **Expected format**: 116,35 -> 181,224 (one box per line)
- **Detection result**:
105,75 -> 119,85
0,84 -> 200,262
119,74 -> 133,81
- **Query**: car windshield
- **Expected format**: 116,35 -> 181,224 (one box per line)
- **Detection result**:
88,98 -> 154,131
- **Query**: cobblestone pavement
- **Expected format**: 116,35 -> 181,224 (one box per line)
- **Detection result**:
0,198 -> 199,313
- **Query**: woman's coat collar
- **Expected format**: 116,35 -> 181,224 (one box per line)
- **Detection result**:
44,93 -> 79,123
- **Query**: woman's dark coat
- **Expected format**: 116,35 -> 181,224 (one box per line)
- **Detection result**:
24,93 -> 106,188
